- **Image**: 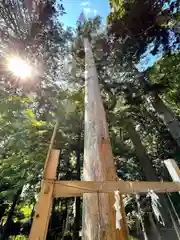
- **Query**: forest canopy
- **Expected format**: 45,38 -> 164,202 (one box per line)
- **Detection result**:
0,0 -> 180,239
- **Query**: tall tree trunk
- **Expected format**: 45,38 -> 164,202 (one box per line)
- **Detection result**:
0,188 -> 22,240
62,201 -> 68,237
151,94 -> 180,148
82,38 -> 128,240
124,117 -> 179,239
124,117 -> 157,181
147,213 -> 162,240
138,73 -> 180,149
62,204 -> 70,240
135,194 -> 148,240
73,130 -> 81,240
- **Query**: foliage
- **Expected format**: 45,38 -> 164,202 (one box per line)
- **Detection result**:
149,52 -> 180,112
107,0 -> 180,64
10,236 -> 27,240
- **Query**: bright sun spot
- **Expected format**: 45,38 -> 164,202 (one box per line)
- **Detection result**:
8,57 -> 32,79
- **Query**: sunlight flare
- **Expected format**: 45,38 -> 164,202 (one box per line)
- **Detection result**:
7,56 -> 32,79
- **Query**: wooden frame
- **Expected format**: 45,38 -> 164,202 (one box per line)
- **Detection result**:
29,150 -> 60,240
54,180 -> 180,197
29,149 -> 180,240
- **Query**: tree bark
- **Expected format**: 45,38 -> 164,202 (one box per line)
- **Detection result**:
135,194 -> 148,240
138,74 -> 180,149
82,38 -> 128,240
62,202 -> 68,238
62,204 -> 70,240
0,188 -> 22,240
125,117 -> 180,239
151,94 -> 180,148
147,213 -> 162,240
125,117 -> 158,181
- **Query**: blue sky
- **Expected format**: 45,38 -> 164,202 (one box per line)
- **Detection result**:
60,0 -> 110,28
59,0 -> 160,70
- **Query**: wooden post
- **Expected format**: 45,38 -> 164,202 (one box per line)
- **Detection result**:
164,159 -> 180,183
82,38 -> 128,240
29,149 -> 60,240
164,159 -> 180,239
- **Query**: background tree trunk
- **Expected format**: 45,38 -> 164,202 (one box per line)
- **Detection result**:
151,94 -> 180,148
125,117 -> 159,181
124,117 -> 179,239
0,188 -> 22,240
135,194 -> 148,240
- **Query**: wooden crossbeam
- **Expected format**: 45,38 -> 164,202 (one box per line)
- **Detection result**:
54,180 -> 180,197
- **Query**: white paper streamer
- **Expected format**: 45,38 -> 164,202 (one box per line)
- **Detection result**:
114,190 -> 122,229
73,200 -> 76,217
147,190 -> 165,226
